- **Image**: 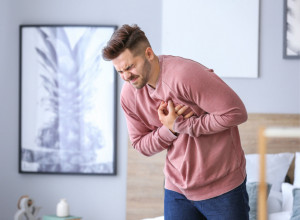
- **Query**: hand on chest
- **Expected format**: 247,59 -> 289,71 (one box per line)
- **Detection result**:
135,95 -> 202,129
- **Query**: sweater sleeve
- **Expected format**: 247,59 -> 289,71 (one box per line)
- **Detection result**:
173,68 -> 248,137
120,93 -> 177,157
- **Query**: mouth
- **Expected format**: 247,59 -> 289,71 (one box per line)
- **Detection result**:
130,76 -> 138,84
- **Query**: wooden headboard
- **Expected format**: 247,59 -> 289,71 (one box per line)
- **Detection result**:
126,113 -> 300,220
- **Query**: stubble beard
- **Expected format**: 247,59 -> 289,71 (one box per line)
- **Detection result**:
133,58 -> 152,89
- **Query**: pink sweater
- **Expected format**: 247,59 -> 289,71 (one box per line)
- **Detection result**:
120,55 -> 247,200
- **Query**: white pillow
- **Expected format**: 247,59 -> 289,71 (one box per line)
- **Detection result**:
246,153 -> 294,192
268,190 -> 283,213
282,182 -> 295,212
294,152 -> 300,187
268,211 -> 291,220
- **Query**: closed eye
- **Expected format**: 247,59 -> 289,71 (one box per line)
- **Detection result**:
125,64 -> 133,71
117,64 -> 134,74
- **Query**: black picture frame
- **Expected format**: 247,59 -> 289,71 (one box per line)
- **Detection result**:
283,0 -> 300,59
19,24 -> 118,175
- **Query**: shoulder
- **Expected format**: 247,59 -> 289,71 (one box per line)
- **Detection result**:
160,55 -> 216,89
160,55 -> 213,80
120,82 -> 136,109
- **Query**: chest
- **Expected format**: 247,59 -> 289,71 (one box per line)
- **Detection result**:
135,89 -> 205,129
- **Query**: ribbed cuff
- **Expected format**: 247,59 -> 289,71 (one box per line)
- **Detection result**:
158,125 -> 178,143
173,115 -> 190,134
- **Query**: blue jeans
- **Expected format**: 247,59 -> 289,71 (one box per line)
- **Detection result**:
164,178 -> 250,220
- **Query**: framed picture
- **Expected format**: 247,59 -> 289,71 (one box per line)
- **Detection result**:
283,0 -> 300,59
19,25 -> 118,175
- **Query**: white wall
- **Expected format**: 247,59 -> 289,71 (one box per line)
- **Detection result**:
162,0 -> 260,78
223,0 -> 300,114
0,0 -> 161,219
0,0 -> 299,219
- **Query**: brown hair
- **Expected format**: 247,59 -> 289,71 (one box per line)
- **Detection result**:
102,24 -> 151,60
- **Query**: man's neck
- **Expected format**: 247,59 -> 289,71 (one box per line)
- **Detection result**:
147,55 -> 160,89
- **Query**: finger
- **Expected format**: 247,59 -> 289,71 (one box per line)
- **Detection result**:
177,106 -> 189,115
158,101 -> 167,110
158,102 -> 164,113
158,105 -> 166,114
174,104 -> 182,112
168,100 -> 175,113
158,108 -> 164,120
184,111 -> 194,119
158,102 -> 167,118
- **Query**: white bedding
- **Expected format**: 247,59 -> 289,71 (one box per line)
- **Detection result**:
143,212 -> 292,220
268,211 -> 291,220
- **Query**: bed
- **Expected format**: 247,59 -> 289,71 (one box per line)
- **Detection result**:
126,113 -> 300,220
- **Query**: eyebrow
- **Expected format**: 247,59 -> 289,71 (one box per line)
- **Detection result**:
118,64 -> 133,73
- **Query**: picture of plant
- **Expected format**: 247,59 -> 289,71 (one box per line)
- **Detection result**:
19,25 -> 117,175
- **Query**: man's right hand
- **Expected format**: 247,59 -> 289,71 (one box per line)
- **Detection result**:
158,100 -> 194,133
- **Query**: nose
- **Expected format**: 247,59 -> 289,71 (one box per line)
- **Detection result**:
123,71 -> 131,81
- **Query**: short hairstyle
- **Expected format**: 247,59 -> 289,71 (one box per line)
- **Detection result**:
102,24 -> 151,60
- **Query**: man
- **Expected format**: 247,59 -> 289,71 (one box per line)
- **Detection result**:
102,24 -> 249,220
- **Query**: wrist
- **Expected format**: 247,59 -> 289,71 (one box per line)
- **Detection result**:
169,129 -> 179,136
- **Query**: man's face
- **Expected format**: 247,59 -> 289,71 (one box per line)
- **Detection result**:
112,49 -> 151,89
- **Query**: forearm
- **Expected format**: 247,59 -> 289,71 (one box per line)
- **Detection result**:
173,107 -> 248,137
130,125 -> 177,156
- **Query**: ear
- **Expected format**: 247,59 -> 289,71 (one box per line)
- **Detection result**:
145,47 -> 155,60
